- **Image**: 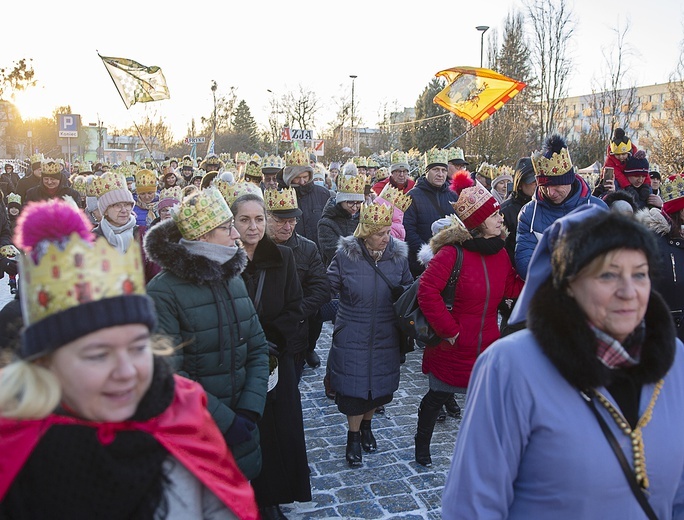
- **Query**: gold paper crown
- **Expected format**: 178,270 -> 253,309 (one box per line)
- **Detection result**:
170,157 -> 180,164
41,158 -> 64,176
337,175 -> 366,195
531,147 -> 573,178
352,156 -> 368,167
476,162 -> 499,180
447,147 -> 465,162
264,188 -> 299,212
192,169 -> 207,180
244,163 -> 263,179
378,183 -> 413,213
250,153 -> 261,165
375,167 -> 390,181
182,157 -> 195,169
200,154 -> 224,172
6,193 -> 21,205
424,148 -> 449,167
159,186 -> 182,202
173,187 -> 233,240
116,162 -> 136,178
30,153 -> 44,165
134,169 -> 158,192
359,202 -> 393,227
262,155 -> 285,170
390,150 -> 409,165
223,181 -> 264,206
0,245 -> 20,258
71,175 -> 88,196
235,152 -> 250,163
285,149 -> 310,167
19,234 -> 146,325
660,174 -> 684,205
79,162 -> 93,174
367,158 -> 379,168
182,155 -> 192,161
91,172 -> 129,199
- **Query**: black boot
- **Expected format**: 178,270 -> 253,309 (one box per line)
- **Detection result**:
415,390 -> 449,467
259,505 -> 288,520
445,394 -> 461,418
360,419 -> 377,452
346,430 -> 363,466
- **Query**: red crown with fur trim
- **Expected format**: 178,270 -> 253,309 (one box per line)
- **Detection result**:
450,170 -> 499,231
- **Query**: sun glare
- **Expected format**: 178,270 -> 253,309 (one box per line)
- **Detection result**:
11,85 -> 54,121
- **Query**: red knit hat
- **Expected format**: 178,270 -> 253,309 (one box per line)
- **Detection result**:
450,170 -> 500,230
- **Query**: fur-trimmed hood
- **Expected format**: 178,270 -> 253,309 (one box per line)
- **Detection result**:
635,207 -> 671,236
336,235 -> 408,263
143,219 -> 247,284
420,219 -> 472,265
529,279 -> 676,390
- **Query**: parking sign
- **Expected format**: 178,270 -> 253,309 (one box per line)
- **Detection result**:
59,114 -> 79,138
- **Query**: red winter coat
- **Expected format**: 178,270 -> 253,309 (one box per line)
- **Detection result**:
418,242 -> 523,388
604,143 -> 650,188
372,176 -> 415,196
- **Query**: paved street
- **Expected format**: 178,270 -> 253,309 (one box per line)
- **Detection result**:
283,323 -> 463,519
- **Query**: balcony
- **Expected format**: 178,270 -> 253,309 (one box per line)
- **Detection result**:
629,121 -> 641,130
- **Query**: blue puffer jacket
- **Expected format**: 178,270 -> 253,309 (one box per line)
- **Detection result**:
327,236 -> 413,400
515,175 -> 607,278
403,176 -> 459,276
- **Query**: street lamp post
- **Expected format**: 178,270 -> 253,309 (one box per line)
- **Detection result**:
350,75 -> 357,154
476,26 -> 489,68
267,89 -> 279,156
211,80 -> 217,138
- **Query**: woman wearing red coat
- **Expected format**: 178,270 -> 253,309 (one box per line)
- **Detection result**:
414,171 -> 523,467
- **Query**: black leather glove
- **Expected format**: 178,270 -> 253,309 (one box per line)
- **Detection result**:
223,413 -> 256,446
0,258 -> 17,277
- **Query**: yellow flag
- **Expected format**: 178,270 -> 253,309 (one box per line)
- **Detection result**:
100,55 -> 170,109
433,67 -> 526,126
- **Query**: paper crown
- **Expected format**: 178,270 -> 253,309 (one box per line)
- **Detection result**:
181,157 -> 195,169
0,244 -> 20,258
337,174 -> 366,195
41,158 -> 64,176
367,158 -> 379,168
447,147 -> 466,162
424,148 -> 449,168
450,175 -> 500,230
661,174 -> 684,214
262,155 -> 285,170
134,169 -> 158,193
116,162 -> 137,178
172,187 -> 233,240
159,186 -> 182,202
378,183 -> 413,213
610,128 -> 632,155
285,149 -> 310,167
352,156 -> 368,167
375,167 -> 390,181
476,162 -> 500,180
91,172 -> 129,199
79,162 -> 93,174
235,152 -> 250,163
6,193 -> 21,205
30,153 -> 44,166
531,135 -> 574,183
244,162 -> 263,179
359,202 -> 393,227
222,181 -> 264,206
250,153 -> 261,165
71,175 -> 88,196
200,154 -> 224,172
19,232 -> 146,326
390,150 -> 409,165
264,187 -> 299,212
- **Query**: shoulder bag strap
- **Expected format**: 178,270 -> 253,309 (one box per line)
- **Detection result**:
252,270 -> 267,312
442,245 -> 463,310
580,391 -> 658,520
361,246 -> 396,291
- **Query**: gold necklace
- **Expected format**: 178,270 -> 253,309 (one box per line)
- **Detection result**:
591,379 -> 664,489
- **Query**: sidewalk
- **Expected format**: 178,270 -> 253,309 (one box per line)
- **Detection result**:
283,322 -> 462,519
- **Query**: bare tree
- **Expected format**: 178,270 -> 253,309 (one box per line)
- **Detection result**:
525,0 -> 575,143
281,86 -> 320,131
0,59 -> 36,101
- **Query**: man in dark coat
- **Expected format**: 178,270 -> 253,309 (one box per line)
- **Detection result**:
500,157 -> 536,264
25,160 -> 82,208
265,191 -> 331,378
403,149 -> 459,277
0,163 -> 20,196
16,156 -> 44,201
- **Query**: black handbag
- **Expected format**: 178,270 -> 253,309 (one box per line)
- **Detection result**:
393,245 -> 463,347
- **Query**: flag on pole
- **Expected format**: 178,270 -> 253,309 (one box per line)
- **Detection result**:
206,131 -> 215,156
99,54 -> 170,109
433,66 -> 525,127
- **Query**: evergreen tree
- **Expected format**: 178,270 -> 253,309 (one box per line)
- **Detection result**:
231,100 -> 260,153
413,78 -> 451,152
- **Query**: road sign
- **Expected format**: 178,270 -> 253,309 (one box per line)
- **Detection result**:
184,137 -> 206,144
313,139 -> 324,156
290,129 -> 313,140
58,114 -> 79,138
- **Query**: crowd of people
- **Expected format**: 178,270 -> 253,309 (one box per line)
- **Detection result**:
2,128 -> 684,518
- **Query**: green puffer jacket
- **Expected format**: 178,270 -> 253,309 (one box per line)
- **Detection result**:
144,219 -> 269,480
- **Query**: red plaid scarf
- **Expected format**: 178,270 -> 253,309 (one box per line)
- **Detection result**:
591,321 -> 644,368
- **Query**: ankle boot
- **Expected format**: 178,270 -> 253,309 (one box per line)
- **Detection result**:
414,390 -> 448,467
445,394 -> 461,418
346,430 -> 363,466
360,419 -> 377,452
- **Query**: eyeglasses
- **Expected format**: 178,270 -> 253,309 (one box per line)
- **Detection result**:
216,220 -> 235,233
345,201 -> 362,207
271,216 -> 299,226
110,202 -> 134,211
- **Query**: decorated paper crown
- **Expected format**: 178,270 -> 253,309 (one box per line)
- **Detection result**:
264,188 -> 299,212
222,181 -> 264,206
200,154 -> 224,172
390,150 -> 409,165
172,186 -> 233,240
359,202 -> 393,227
244,163 -> 263,179
235,152 -> 250,163
79,162 -> 93,174
6,193 -> 21,205
375,167 -> 390,181
170,157 -> 180,165
447,147 -> 466,162
378,183 -> 413,213
424,148 -> 449,168
0,245 -> 20,258
285,149 -> 310,167
262,155 -> 285,171
134,169 -> 158,193
30,153 -> 45,166
181,157 -> 195,169
660,174 -> 684,215
337,174 -> 366,195
116,162 -> 137,179
159,186 -> 182,203
610,128 -> 632,155
476,162 -> 500,180
192,169 -> 208,180
352,156 -> 368,167
250,153 -> 261,165
499,165 -> 515,177
41,158 -> 64,176
91,172 -> 128,199
531,135 -> 574,185
367,158 -> 380,168
71,175 -> 88,196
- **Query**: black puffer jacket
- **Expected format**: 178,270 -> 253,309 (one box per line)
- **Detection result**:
317,198 -> 359,266
292,183 -> 332,248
